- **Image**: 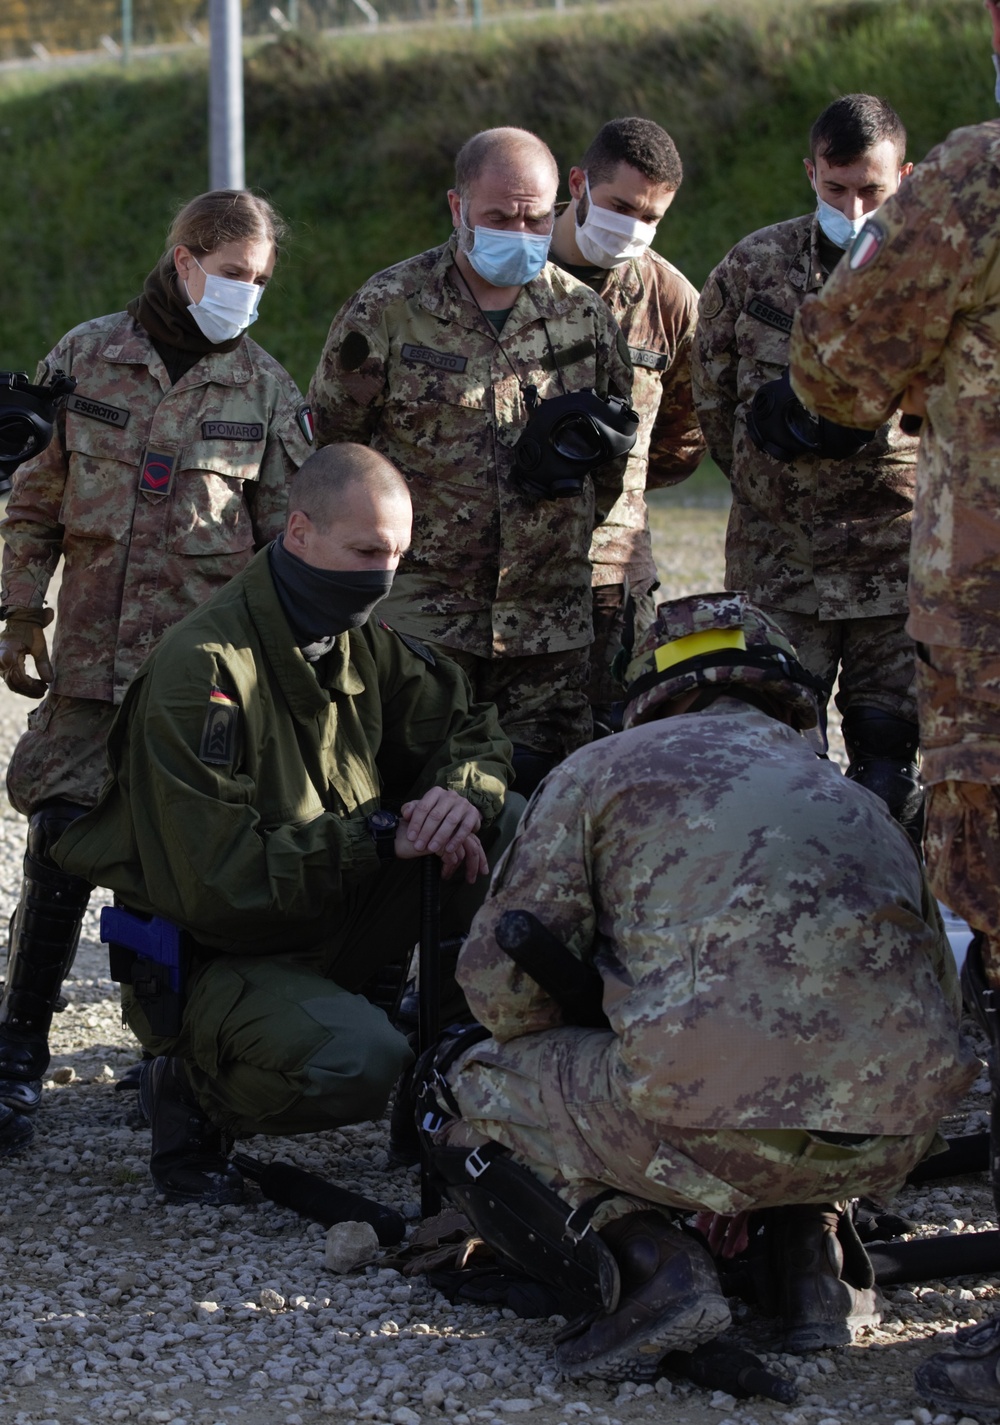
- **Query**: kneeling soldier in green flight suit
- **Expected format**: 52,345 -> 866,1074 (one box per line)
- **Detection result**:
54,442 -> 522,1206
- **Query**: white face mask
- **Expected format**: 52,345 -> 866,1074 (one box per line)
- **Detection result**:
184,255 -> 262,344
574,174 -> 658,268
815,196 -> 869,251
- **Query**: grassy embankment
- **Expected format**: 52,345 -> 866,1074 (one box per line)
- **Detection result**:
0,0 -> 995,506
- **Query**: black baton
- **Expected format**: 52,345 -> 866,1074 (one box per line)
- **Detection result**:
419,856 -> 442,1218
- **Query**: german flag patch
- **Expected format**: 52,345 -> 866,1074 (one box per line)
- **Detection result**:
199,688 -> 239,766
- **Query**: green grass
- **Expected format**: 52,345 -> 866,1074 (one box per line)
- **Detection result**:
1,0 -> 996,388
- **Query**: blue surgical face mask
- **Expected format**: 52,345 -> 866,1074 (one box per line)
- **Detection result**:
815,197 -> 869,251
459,208 -> 551,288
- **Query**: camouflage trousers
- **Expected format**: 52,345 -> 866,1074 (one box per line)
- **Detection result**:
126,797 -> 524,1138
425,643 -> 592,760
441,1028 -> 934,1231
588,578 -> 658,716
917,644 -> 1000,983
760,607 -> 917,729
6,694 -> 116,817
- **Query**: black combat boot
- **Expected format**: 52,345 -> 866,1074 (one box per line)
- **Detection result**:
139,1056 -> 245,1206
772,1203 -> 882,1352
840,705 -> 924,846
915,1314 -> 1000,1419
0,801 -> 92,1116
554,1212 -> 731,1380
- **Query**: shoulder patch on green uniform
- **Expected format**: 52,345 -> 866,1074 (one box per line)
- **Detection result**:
339,330 -> 371,372
849,221 -> 886,271
396,630 -> 436,665
700,277 -> 726,321
378,620 -> 435,664
297,404 -> 315,443
199,689 -> 239,766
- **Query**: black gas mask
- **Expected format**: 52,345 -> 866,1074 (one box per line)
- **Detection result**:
0,368 -> 77,488
512,387 -> 639,500
746,369 -> 875,463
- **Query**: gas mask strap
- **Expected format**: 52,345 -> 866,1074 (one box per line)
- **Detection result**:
451,247 -> 539,408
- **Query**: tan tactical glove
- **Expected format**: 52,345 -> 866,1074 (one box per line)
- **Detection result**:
0,606 -> 55,698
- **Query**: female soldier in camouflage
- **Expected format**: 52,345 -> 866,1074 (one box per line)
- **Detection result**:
0,189 -> 313,1149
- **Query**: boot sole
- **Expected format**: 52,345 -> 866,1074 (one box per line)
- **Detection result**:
783,1303 -> 882,1354
915,1358 -> 1000,1421
557,1290 -> 732,1380
151,1175 -> 245,1207
0,1077 -> 43,1114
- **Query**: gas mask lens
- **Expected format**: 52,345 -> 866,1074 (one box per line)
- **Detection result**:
550,415 -> 606,462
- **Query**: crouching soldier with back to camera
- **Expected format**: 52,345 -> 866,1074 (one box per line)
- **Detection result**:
51,443 -> 523,1206
415,592 -> 975,1380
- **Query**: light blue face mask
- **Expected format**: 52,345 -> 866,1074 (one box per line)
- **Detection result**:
460,219 -> 551,288
815,197 -> 869,251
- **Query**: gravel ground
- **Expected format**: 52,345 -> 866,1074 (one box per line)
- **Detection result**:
0,500 -> 995,1425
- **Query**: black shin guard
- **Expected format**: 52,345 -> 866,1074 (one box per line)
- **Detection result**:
0,801 -> 92,1111
840,706 -> 924,846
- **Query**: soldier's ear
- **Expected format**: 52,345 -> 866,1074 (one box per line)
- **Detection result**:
803,158 -> 816,190
447,189 -> 463,230
899,162 -> 914,182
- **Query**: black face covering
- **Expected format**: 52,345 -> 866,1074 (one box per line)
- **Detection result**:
269,536 -> 394,652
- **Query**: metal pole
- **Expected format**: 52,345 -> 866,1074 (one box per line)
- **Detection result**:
209,0 -> 245,190
122,0 -> 133,64
472,0 -> 483,26
289,0 -> 300,26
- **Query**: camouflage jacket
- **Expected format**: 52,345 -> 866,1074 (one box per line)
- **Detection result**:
1,313 -> 311,704
456,699 -> 975,1133
307,238 -> 633,658
55,548 -> 512,954
791,122 -> 1000,655
557,247 -> 705,585
692,214 -> 918,619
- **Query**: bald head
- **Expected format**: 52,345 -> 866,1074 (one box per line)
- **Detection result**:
284,444 -> 412,572
453,126 -> 558,203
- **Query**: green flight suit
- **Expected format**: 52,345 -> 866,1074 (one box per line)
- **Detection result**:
56,547 -> 518,1137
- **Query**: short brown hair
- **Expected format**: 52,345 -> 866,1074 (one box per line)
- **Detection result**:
288,444 -> 409,532
160,189 -> 287,274
809,94 -> 907,167
579,118 -> 683,191
453,127 -> 558,202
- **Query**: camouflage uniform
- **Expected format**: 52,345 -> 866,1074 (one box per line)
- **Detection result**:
1,311 -> 311,814
55,548 -> 518,1137
790,120 -> 1000,970
691,214 -> 919,721
553,246 -> 705,708
442,699 -> 975,1226
307,237 -> 633,760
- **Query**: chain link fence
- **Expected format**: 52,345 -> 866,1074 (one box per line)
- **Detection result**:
0,0 -> 587,62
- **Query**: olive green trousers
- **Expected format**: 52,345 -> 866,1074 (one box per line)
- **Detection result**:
126,797 -> 524,1137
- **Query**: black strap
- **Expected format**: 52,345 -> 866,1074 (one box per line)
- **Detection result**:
625,647 -> 826,707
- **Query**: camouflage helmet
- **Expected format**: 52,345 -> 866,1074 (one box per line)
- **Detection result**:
622,591 -> 821,731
